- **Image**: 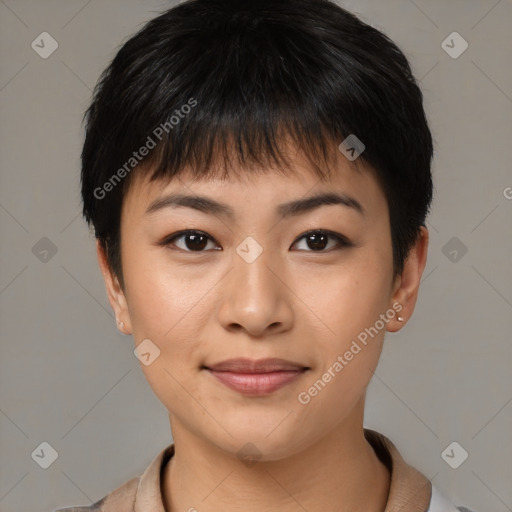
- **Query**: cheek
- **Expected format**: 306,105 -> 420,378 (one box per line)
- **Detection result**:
122,242 -> 205,338
294,268 -> 389,427
121,238 -> 223,372
294,245 -> 392,400
296,246 -> 392,344
125,261 -> 207,413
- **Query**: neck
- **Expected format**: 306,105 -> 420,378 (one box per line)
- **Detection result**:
162,406 -> 390,512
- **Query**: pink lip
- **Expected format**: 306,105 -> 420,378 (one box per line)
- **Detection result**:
207,369 -> 307,396
204,358 -> 309,396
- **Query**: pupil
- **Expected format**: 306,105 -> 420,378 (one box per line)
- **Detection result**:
187,233 -> 207,251
308,233 -> 327,250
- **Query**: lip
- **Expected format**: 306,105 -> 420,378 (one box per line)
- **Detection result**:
206,357 -> 308,373
203,358 -> 309,396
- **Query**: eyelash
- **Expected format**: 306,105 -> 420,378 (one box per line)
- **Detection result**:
159,229 -> 353,253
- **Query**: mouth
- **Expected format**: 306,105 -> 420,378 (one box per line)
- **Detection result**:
202,358 -> 310,396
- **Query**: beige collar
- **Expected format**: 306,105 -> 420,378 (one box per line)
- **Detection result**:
364,429 -> 432,511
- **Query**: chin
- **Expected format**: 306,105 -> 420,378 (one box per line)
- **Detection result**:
207,423 -> 315,464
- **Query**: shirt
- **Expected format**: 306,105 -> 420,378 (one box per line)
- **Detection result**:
55,429 -> 475,512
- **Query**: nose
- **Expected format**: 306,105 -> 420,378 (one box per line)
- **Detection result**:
216,244 -> 295,338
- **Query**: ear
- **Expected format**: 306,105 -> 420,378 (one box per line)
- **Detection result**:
386,226 -> 429,332
96,240 -> 132,335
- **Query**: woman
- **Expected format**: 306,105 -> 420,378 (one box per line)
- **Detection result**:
57,0 -> 475,510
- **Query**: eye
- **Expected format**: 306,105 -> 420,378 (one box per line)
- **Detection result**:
160,230 -> 220,252
291,230 -> 352,252
160,229 -> 352,253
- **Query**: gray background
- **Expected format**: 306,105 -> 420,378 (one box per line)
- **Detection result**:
1,0 -> 511,511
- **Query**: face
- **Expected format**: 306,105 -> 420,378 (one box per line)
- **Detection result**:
98,147 -> 427,461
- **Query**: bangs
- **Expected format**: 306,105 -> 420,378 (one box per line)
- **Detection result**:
141,112 -> 350,186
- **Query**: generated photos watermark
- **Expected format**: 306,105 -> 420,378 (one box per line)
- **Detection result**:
297,302 -> 403,405
93,97 -> 198,200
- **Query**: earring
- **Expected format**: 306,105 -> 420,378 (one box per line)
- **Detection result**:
116,319 -> 130,336
397,316 -> 404,322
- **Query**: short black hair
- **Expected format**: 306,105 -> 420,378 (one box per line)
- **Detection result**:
81,0 -> 434,290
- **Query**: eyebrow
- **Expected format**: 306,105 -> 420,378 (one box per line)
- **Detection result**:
145,191 -> 365,219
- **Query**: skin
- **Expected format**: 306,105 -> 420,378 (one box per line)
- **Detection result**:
97,145 -> 429,512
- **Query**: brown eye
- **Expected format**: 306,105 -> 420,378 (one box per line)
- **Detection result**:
162,230 -> 219,252
292,230 -> 351,252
